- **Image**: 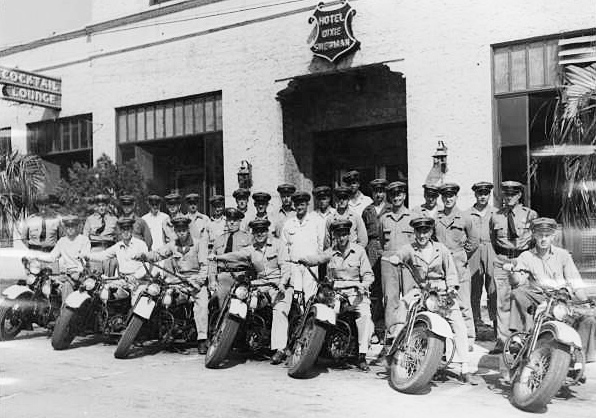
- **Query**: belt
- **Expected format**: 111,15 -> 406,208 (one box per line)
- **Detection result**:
219,267 -> 248,273
91,241 -> 114,249
28,244 -> 53,252
495,246 -> 524,258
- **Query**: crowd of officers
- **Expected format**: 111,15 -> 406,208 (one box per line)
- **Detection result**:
21,170 -> 595,379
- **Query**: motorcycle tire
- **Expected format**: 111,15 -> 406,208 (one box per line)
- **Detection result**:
287,315 -> 327,379
114,315 -> 145,359
0,301 -> 24,341
389,325 -> 445,394
205,317 -> 240,369
511,341 -> 570,412
51,308 -> 78,350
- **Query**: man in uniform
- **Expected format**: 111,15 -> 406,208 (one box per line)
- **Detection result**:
211,219 -> 292,364
343,170 -> 373,218
413,184 -> 441,219
489,180 -> 537,354
210,208 -> 252,308
273,183 -> 296,238
21,194 -> 62,271
324,186 -> 367,249
206,195 -> 226,249
249,192 -> 275,235
361,178 -> 391,341
281,191 -> 325,300
312,185 -> 336,228
83,194 -> 118,275
118,195 -> 152,249
435,183 -> 479,349
142,194 -> 169,250
162,192 -> 183,244
466,182 -> 498,333
138,216 -> 210,354
185,193 -> 210,242
233,188 -> 253,232
379,181 -> 416,339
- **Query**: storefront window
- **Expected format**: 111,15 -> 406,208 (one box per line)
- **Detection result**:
0,127 -> 11,155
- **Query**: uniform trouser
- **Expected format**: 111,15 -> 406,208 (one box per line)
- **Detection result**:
366,239 -> 384,333
192,286 -> 209,340
215,272 -> 235,310
493,255 -> 517,344
509,284 -> 545,334
380,257 -> 416,336
266,286 -> 294,351
469,242 -> 497,323
351,294 -> 374,354
453,256 -> 476,342
89,247 -> 117,276
59,275 -> 76,308
576,315 -> 596,363
290,263 -> 318,301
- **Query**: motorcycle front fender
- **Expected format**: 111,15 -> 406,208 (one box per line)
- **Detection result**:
541,320 -> 582,349
417,311 -> 453,340
228,298 -> 247,319
313,303 -> 336,326
65,290 -> 91,309
1,285 -> 33,300
133,296 -> 156,320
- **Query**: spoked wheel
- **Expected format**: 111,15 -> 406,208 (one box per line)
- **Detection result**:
287,315 -> 326,379
511,341 -> 570,412
0,302 -> 25,341
389,324 -> 445,394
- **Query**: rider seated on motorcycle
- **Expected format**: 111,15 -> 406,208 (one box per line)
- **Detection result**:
298,219 -> 375,372
209,219 -> 293,365
27,215 -> 91,307
506,217 -> 596,361
387,216 -> 482,385
135,215 -> 211,355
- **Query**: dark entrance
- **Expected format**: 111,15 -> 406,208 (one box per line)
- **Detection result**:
277,65 -> 407,189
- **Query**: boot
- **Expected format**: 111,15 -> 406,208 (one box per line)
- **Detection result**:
197,339 -> 208,355
270,350 -> 286,365
357,353 -> 370,372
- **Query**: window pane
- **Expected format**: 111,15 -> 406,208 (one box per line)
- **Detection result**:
215,95 -> 222,131
184,100 -> 194,135
493,48 -> 510,93
545,41 -> 560,86
81,118 -> 88,148
194,99 -> 205,134
146,106 -> 155,140
174,101 -> 184,137
497,96 -> 528,187
117,111 -> 127,143
137,108 -> 146,142
71,119 -> 80,150
205,96 -> 215,132
528,43 -> 545,88
164,103 -> 174,138
127,110 -> 136,142
155,105 -> 165,139
510,47 -> 527,91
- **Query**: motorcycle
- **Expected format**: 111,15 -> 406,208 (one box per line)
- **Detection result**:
114,261 -> 197,359
502,267 -> 586,412
51,269 -> 132,350
0,258 -> 62,340
286,264 -> 362,379
386,261 -> 457,394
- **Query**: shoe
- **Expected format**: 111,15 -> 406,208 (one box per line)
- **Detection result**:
270,350 -> 286,365
197,339 -> 208,355
357,354 -> 370,372
460,373 -> 482,385
489,341 -> 504,355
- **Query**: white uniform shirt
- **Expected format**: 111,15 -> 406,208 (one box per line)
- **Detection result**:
281,212 -> 325,260
142,211 -> 170,250
348,191 -> 373,218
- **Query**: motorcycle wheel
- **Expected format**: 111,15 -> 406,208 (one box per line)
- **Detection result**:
114,315 -> 145,359
51,308 -> 78,350
389,324 -> 445,394
287,315 -> 327,379
204,317 -> 240,369
0,301 -> 24,341
511,341 -> 570,412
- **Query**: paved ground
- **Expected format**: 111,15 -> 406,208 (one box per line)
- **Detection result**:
1,327 -> 595,418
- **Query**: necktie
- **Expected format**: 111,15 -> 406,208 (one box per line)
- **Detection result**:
506,208 -> 518,240
39,217 -> 46,242
224,232 -> 234,253
96,215 -> 106,235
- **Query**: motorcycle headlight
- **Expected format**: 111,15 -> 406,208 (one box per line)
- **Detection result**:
147,283 -> 161,297
29,263 -> 41,275
162,289 -> 173,307
425,294 -> 440,312
42,281 -> 51,297
235,286 -> 249,300
26,274 -> 37,285
84,278 -> 96,291
552,302 -> 570,321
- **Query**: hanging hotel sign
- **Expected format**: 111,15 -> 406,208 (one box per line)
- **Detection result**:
308,1 -> 359,63
0,66 -> 62,110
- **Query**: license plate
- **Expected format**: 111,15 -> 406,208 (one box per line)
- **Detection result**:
314,303 -> 336,325
133,297 -> 156,319
229,298 -> 247,319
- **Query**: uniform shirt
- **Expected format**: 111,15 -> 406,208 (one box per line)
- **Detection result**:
413,203 -> 440,220
36,234 -> 91,273
466,204 -> 498,244
395,241 -> 459,291
273,207 -> 296,238
435,207 -> 479,260
489,204 -> 538,252
116,213 -> 152,250
380,207 -> 415,255
83,213 -> 118,244
21,214 -> 61,248
327,243 -> 374,289
313,207 -> 337,230
207,216 -> 227,247
148,235 -> 208,276
281,212 -> 325,261
324,209 -> 368,249
162,212 -> 183,244
187,211 -> 210,241
215,238 -> 290,285
348,191 -> 373,218
141,211 -> 170,250
212,230 -> 252,268
89,237 -> 148,277
516,245 -> 584,291
362,201 -> 390,240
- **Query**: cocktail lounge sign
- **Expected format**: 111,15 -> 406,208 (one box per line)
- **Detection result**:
0,66 -> 62,110
308,1 -> 359,63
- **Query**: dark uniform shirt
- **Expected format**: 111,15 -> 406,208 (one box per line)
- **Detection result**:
489,204 -> 538,255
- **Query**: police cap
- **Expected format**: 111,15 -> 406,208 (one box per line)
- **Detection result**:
209,195 -> 225,206
369,179 -> 389,190
147,194 -> 162,203
252,192 -> 271,203
501,181 -> 524,195
531,217 -> 558,233
171,215 -> 191,229
330,219 -> 352,233
439,183 -> 460,196
249,219 -> 271,232
313,185 -> 332,198
333,186 -> 351,198
232,188 -> 251,199
291,191 -> 311,204
224,207 -> 245,221
95,194 -> 110,204
410,217 -> 435,230
423,184 -> 440,197
277,183 -> 297,195
119,194 -> 135,205
164,192 -> 181,204
471,181 -> 494,193
342,170 -> 360,184
185,193 -> 200,203
386,181 -> 408,195
116,217 -> 135,229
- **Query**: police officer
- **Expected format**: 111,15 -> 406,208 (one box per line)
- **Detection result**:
489,180 -> 537,354
185,193 -> 210,242
312,185 -> 336,228
435,183 -> 479,349
211,219 -> 292,365
83,194 -> 118,275
118,195 -> 152,249
379,181 -> 416,338
142,194 -> 169,250
232,188 -> 252,232
466,182 -> 498,333
324,186 -> 368,249
21,194 -> 62,270
162,192 -> 183,244
250,192 -> 275,235
210,208 -> 252,308
206,195 -> 226,248
343,170 -> 373,218
273,183 -> 296,238
414,184 -> 441,219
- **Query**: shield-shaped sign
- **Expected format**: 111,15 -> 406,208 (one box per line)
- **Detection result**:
308,1 -> 359,63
